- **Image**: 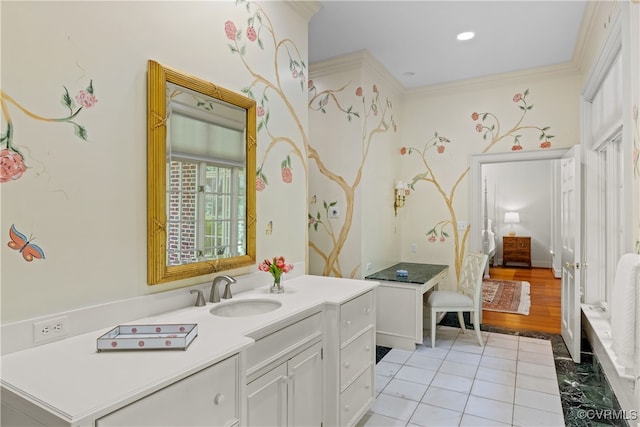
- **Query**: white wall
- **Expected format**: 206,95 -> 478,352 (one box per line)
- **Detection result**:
1,1 -> 312,323
483,160 -> 553,268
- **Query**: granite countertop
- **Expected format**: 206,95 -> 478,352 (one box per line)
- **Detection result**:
365,262 -> 448,285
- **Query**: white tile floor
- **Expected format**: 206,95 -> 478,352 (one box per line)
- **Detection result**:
357,326 -> 565,427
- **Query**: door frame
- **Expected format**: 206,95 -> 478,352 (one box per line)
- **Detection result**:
469,148 -> 569,255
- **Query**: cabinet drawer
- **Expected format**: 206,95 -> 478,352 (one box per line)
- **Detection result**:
97,355 -> 239,426
340,327 -> 374,391
340,291 -> 374,345
340,366 -> 374,427
246,312 -> 322,377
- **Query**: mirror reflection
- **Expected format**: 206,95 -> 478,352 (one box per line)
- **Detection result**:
148,60 -> 256,284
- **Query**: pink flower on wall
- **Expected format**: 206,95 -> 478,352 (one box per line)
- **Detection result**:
0,149 -> 26,182
256,165 -> 268,192
75,88 -> 98,109
281,155 -> 293,183
246,26 -> 257,42
225,20 -> 238,40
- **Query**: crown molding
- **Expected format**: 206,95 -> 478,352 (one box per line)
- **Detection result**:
285,1 -> 321,22
403,61 -> 580,99
310,50 -> 405,96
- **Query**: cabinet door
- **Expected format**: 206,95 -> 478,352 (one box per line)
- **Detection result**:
288,342 -> 323,427
247,363 -> 287,427
96,355 -> 239,427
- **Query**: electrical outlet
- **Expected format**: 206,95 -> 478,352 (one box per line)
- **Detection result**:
411,243 -> 417,253
366,262 -> 372,271
33,316 -> 68,344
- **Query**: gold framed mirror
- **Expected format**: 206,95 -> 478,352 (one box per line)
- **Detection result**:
147,60 -> 256,285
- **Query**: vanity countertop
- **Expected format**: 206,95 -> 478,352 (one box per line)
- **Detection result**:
365,262 -> 448,285
0,275 -> 376,425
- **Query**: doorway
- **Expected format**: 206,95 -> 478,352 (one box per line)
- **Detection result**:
469,149 -> 569,334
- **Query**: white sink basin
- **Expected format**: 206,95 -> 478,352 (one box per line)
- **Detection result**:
210,299 -> 282,317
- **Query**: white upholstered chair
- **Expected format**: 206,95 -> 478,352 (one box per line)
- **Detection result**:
427,252 -> 488,348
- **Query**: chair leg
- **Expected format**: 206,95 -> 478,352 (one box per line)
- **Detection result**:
431,309 -> 437,348
473,310 -> 483,347
457,312 -> 467,334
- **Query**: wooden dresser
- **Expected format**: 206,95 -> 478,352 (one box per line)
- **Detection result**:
502,236 -> 531,268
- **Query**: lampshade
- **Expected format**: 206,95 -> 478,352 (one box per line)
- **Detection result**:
504,211 -> 520,224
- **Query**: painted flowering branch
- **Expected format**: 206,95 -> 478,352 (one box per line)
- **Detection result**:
309,84 -> 397,277
0,81 -> 97,183
308,199 -> 342,276
403,90 -> 553,278
309,81 -> 359,121
225,1 -> 308,191
228,1 -> 396,278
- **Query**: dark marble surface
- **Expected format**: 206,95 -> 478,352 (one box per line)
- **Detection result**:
365,262 -> 448,285
376,313 -> 629,426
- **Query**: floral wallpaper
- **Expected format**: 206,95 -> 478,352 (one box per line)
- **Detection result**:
402,89 -> 554,278
308,83 -> 396,277
0,81 -> 97,183
1,79 -> 97,266
225,1 -> 308,242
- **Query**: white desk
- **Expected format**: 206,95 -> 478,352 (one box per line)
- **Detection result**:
366,263 -> 449,350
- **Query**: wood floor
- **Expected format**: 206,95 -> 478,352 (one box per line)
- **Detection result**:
482,266 -> 561,335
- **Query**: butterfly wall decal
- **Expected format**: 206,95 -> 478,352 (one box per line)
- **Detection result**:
8,224 -> 45,262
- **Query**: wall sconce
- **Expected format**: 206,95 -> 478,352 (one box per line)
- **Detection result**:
504,211 -> 520,236
394,181 -> 407,216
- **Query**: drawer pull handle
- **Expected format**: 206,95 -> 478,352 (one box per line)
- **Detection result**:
344,320 -> 351,327
343,362 -> 350,368
214,393 -> 225,405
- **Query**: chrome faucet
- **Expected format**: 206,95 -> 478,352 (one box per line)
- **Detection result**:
190,289 -> 206,307
210,275 -> 236,303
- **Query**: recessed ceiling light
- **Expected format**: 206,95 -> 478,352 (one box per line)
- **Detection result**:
457,31 -> 475,41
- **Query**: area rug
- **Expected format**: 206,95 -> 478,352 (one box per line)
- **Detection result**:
482,279 -> 531,315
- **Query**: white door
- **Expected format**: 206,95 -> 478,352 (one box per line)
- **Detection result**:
561,145 -> 582,363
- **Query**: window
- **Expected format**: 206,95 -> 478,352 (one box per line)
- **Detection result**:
597,135 -> 624,308
167,158 -> 245,265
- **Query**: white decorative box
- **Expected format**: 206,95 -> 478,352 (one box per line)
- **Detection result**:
97,324 -> 198,352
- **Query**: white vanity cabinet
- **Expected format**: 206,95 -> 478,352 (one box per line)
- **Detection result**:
323,290 -> 376,427
247,342 -> 322,427
245,310 -> 323,427
96,354 -> 240,427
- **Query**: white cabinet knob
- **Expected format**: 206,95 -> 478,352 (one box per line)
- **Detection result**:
364,384 -> 370,390
343,362 -> 350,368
363,307 -> 371,314
214,393 -> 225,405
364,346 -> 370,352
344,404 -> 351,412
344,320 -> 351,327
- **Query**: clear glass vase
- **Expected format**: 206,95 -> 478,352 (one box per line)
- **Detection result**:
270,276 -> 284,293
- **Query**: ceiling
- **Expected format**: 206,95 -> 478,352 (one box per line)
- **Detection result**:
309,1 -> 587,89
